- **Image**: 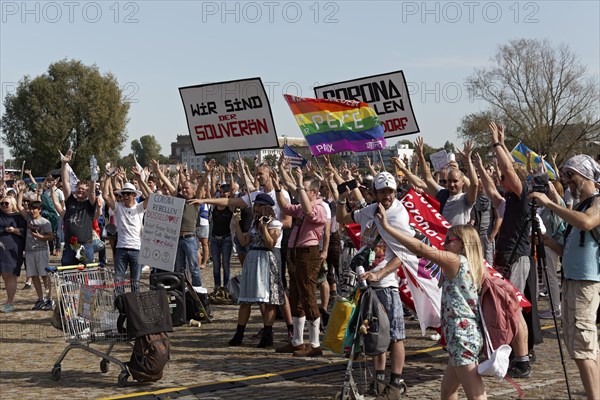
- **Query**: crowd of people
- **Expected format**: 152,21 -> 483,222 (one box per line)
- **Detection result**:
1,126 -> 599,400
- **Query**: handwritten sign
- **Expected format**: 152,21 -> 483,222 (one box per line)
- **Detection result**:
179,77 -> 279,155
429,150 -> 450,171
314,70 -> 420,139
140,193 -> 185,271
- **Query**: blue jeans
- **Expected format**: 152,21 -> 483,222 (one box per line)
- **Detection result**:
114,248 -> 141,283
61,242 -> 94,266
175,236 -> 202,287
209,234 -> 232,288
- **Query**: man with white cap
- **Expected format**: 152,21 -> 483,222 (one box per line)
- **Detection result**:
336,171 -> 412,400
529,154 -> 600,400
103,168 -> 151,283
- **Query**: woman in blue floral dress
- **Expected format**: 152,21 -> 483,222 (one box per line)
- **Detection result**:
227,193 -> 284,348
376,207 -> 487,400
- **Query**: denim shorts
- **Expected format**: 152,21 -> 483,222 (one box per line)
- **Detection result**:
374,287 -> 405,341
196,225 -> 209,239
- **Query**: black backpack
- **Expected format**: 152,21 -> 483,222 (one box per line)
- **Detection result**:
128,332 -> 171,382
114,289 -> 173,383
357,287 -> 390,356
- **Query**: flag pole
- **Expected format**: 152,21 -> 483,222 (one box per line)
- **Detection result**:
377,150 -> 387,172
237,151 -> 253,209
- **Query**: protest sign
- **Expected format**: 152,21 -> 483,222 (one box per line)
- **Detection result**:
179,78 -> 279,155
314,70 -> 419,138
140,193 -> 186,271
429,149 -> 450,171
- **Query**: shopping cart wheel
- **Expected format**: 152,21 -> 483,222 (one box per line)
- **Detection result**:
118,371 -> 129,387
100,359 -> 110,373
51,366 -> 61,381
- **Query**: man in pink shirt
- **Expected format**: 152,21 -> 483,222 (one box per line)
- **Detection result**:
272,167 -> 327,357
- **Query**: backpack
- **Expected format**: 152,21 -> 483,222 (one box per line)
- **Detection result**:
357,287 -> 390,356
478,273 -> 521,357
128,332 -> 171,382
114,289 -> 173,338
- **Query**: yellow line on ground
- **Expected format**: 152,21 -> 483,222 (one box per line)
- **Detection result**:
101,344 -> 445,400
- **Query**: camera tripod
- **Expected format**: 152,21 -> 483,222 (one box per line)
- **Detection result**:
505,199 -> 572,399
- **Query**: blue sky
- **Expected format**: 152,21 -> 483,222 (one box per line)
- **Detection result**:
1,0 -> 599,159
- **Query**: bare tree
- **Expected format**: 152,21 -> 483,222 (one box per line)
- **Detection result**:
461,38 -> 599,163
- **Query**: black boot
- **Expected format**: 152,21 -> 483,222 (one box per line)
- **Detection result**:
257,326 -> 274,348
228,325 -> 245,346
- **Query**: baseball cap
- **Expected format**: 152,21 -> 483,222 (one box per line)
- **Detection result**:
373,172 -> 396,191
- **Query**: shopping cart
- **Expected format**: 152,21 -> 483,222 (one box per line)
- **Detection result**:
48,263 -> 151,386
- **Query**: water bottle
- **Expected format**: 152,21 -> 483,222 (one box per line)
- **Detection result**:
90,155 -> 98,181
356,266 -> 368,290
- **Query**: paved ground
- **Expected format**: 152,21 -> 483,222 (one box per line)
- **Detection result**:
0,251 -> 595,399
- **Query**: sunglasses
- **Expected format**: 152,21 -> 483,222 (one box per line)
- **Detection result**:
444,236 -> 461,245
564,170 -> 575,179
0,202 -> 10,206
121,192 -> 134,197
439,180 -> 447,184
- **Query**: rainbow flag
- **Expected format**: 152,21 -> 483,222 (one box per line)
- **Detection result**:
511,142 -> 557,180
283,94 -> 386,156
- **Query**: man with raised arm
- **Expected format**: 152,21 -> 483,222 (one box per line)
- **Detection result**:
409,137 -> 479,226
103,166 -> 151,283
272,166 -> 327,357
60,149 -> 97,266
529,154 -> 600,400
151,159 -> 203,287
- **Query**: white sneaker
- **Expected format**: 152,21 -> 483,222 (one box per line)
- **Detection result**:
142,265 -> 151,273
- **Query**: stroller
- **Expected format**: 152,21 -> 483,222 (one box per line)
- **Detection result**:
333,249 -> 407,400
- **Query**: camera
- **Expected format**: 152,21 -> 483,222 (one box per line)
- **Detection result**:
527,172 -> 550,194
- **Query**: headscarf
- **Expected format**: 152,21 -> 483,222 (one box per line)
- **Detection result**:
563,154 -> 600,182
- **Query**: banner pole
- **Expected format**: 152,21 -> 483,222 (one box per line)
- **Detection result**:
20,160 -> 26,180
238,151 -> 253,209
377,150 -> 387,172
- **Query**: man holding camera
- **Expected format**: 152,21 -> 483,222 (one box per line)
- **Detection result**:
529,154 -> 600,400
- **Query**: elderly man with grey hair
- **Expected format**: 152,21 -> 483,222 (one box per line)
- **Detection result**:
529,154 -> 600,400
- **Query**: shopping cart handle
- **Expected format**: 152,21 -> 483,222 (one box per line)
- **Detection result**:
46,263 -> 100,272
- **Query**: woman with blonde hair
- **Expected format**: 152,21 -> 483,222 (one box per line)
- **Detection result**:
375,205 -> 487,400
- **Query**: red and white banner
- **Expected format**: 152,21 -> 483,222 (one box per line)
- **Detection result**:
397,189 -> 531,313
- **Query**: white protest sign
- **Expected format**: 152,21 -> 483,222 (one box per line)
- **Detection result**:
314,70 -> 420,139
140,193 -> 186,271
179,77 -> 279,155
429,150 -> 450,171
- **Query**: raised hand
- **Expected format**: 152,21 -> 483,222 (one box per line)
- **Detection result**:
414,137 -> 424,155
62,149 -> 73,162
269,170 -> 280,187
457,140 -> 475,163
391,157 -> 406,170
294,167 -> 303,186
